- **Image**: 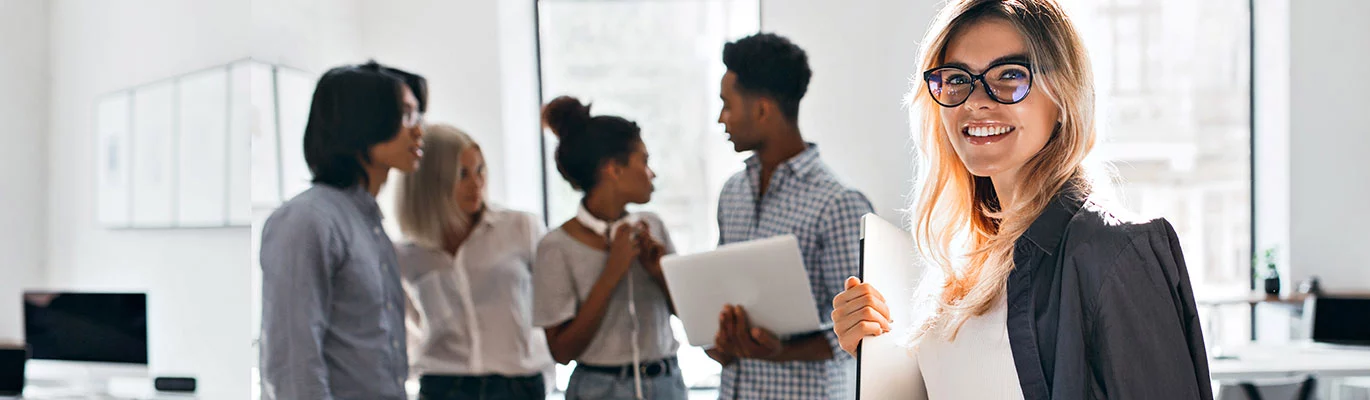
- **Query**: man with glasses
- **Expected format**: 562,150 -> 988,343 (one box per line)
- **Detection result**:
259,61 -> 426,400
709,33 -> 874,400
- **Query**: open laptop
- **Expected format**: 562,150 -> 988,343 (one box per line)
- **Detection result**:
659,234 -> 823,347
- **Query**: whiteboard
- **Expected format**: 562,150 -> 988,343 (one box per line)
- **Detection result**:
130,83 -> 176,227
857,213 -> 928,400
96,93 -> 133,227
175,68 -> 230,227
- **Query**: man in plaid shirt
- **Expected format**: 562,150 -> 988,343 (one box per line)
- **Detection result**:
709,32 -> 873,400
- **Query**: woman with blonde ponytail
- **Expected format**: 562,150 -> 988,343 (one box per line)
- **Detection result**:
832,0 -> 1212,399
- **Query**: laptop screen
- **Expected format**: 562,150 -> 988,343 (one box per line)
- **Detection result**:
1312,296 -> 1370,345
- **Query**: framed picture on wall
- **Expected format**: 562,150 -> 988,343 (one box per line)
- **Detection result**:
130,82 -> 177,228
94,59 -> 260,229
175,67 -> 231,227
91,59 -> 313,229
95,92 -> 133,227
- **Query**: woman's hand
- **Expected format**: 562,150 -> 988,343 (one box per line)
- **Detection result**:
832,277 -> 893,356
605,223 -> 640,278
636,221 -> 666,274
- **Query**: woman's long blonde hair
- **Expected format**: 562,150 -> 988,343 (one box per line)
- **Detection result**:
396,123 -> 483,250
908,0 -> 1098,339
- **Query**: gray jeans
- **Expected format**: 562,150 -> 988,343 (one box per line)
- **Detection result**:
566,358 -> 687,400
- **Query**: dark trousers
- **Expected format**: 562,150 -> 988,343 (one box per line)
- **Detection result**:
418,373 -> 546,400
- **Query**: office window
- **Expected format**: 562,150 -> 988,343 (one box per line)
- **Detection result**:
536,0 -> 760,391
1068,0 -> 1253,342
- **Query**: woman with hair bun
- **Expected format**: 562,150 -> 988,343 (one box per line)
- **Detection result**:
530,96 -> 687,400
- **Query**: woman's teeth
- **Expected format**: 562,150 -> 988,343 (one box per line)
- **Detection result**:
966,126 -> 1013,137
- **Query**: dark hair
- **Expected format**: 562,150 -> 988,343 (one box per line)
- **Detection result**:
382,65 -> 428,113
303,61 -> 427,189
541,96 -> 642,192
722,32 -> 812,121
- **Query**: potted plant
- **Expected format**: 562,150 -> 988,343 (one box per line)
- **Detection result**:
1260,247 -> 1280,295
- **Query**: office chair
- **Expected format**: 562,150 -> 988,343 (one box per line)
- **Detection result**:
1216,375 -> 1317,400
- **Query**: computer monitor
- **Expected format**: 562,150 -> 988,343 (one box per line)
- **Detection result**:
1309,295 -> 1370,346
22,292 -> 148,365
0,346 -> 24,396
21,292 -> 150,395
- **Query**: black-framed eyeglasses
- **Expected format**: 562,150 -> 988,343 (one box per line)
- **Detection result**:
923,62 -> 1034,107
402,109 -> 424,128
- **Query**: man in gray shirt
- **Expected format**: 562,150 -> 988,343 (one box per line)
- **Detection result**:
258,61 -> 427,400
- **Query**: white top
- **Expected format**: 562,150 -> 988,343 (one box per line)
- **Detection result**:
914,293 -> 1024,400
530,212 -> 680,366
395,207 -> 555,377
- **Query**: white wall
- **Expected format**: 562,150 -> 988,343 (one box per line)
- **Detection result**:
251,0 -> 366,74
762,0 -> 938,223
249,0 -> 541,246
758,1 -> 936,393
358,0 -> 543,225
46,1 -> 252,398
1287,0 -> 1370,291
0,0 -> 49,344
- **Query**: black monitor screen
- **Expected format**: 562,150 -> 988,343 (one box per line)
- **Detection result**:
1312,296 -> 1370,346
22,292 -> 148,364
0,347 -> 23,395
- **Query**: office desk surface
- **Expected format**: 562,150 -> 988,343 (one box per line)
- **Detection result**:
1210,343 -> 1370,381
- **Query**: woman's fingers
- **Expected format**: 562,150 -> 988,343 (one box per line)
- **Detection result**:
636,221 -> 652,239
837,320 -> 886,356
835,304 -> 891,332
613,223 -> 636,239
835,304 -> 890,335
833,281 -> 884,309
835,294 -> 892,326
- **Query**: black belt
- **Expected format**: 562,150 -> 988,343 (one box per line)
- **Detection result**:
577,356 -> 676,378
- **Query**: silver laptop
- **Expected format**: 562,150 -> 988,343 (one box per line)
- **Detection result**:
659,235 -> 823,347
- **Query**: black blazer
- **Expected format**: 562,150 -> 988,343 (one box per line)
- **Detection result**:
1005,188 -> 1213,399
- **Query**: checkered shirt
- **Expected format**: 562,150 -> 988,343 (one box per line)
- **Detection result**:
716,143 -> 873,400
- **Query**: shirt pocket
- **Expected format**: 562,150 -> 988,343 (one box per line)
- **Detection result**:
335,241 -> 391,314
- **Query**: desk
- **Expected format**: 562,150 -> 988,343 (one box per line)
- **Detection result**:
1210,343 -> 1370,381
1198,292 -> 1310,307
6,378 -> 197,399
1198,292 -> 1310,341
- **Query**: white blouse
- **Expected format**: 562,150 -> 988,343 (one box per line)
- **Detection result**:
912,293 -> 1025,400
395,207 -> 554,377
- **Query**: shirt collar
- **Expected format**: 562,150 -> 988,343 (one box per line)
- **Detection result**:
340,184 -> 384,222
404,203 -> 505,254
1020,184 -> 1088,256
743,142 -> 823,181
476,203 -> 505,228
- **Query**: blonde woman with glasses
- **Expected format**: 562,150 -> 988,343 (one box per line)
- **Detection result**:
394,124 -> 553,400
832,1 -> 1212,399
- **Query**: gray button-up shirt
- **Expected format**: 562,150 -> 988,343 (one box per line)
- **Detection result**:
259,184 -> 408,400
